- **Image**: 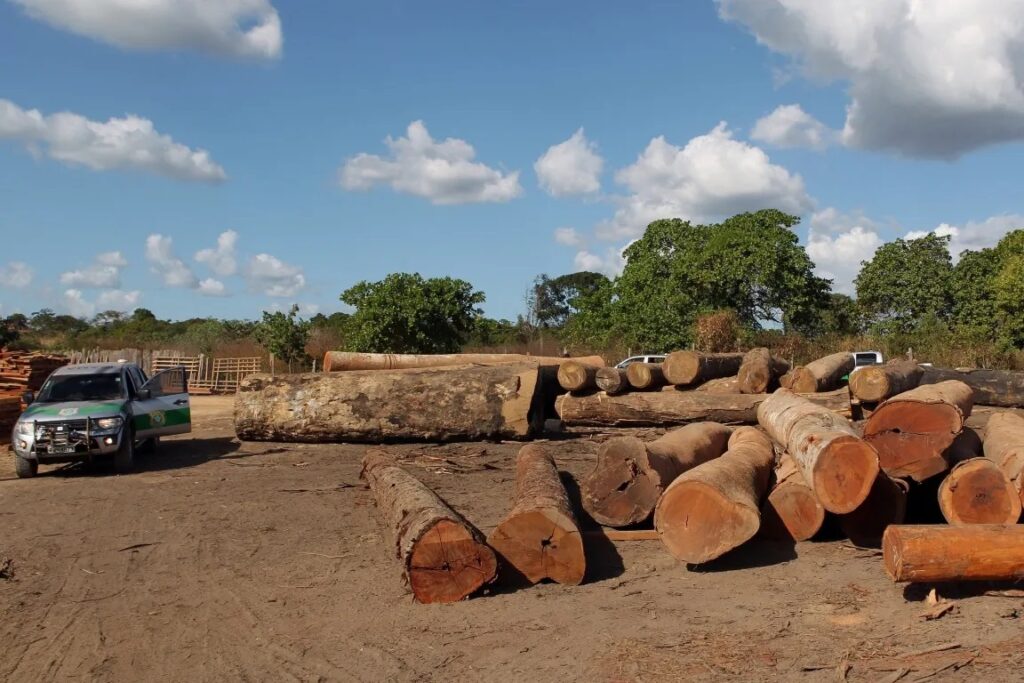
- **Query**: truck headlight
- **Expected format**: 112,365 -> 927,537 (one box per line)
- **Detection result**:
94,417 -> 123,430
15,421 -> 33,436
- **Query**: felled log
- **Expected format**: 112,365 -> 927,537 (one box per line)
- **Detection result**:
695,376 -> 740,394
361,451 -> 497,603
983,412 -> 1024,506
737,348 -> 790,394
939,459 -> 1021,525
758,389 -> 878,513
760,452 -> 825,542
848,360 -> 923,403
236,363 -> 543,442
626,362 -> 668,391
838,474 -> 908,547
919,366 -> 1024,408
863,380 -> 975,481
595,367 -> 629,395
557,387 -> 850,428
782,352 -> 854,393
581,422 -> 732,527
654,427 -> 774,563
557,361 -> 599,393
662,351 -> 744,387
883,525 -> 1024,582
488,445 -> 585,585
323,351 -> 604,372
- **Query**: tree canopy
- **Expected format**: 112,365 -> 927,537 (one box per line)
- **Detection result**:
253,305 -> 311,366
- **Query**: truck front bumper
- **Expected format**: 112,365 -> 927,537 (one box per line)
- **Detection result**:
12,431 -> 123,463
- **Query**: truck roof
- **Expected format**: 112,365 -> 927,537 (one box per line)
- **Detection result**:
51,363 -> 135,376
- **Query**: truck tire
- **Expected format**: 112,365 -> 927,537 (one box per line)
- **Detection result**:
14,455 -> 37,479
114,431 -> 135,473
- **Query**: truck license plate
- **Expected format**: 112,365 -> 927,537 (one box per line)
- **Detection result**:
48,446 -> 76,455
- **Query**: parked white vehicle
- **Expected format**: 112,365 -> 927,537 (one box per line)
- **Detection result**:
850,351 -> 884,375
615,354 -> 666,369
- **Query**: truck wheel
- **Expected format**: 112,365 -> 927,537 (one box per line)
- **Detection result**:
138,436 -> 159,454
14,456 -> 37,479
114,432 -> 135,473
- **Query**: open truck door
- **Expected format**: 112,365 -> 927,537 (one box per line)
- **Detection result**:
134,367 -> 191,439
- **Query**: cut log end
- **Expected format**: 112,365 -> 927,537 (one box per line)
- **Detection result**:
408,519 -> 498,604
787,368 -> 819,394
489,509 -> 585,585
582,436 -> 659,527
811,436 -> 880,514
866,400 -> 965,481
761,484 -> 824,542
939,459 -> 1022,525
655,481 -> 760,564
557,361 -> 596,393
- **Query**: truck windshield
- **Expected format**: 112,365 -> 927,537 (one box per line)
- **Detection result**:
36,374 -> 124,403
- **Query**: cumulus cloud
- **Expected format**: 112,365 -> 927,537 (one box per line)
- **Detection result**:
0,99 -> 226,182
12,0 -> 282,60
146,234 -> 198,288
59,250 -> 127,288
197,278 -> 228,297
339,121 -> 522,205
62,288 -> 140,317
0,261 -> 33,288
805,208 -> 883,294
247,253 -> 305,297
195,230 -> 239,276
906,214 -> 1024,261
751,104 -> 835,150
534,128 -> 603,196
597,122 -> 811,240
718,0 -> 1024,158
554,227 -> 586,247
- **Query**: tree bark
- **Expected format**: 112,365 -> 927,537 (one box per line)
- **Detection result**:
983,411 -> 1024,507
558,387 -> 850,428
782,352 -> 855,393
848,360 -> 923,403
738,348 -> 790,394
919,366 -> 1024,408
595,367 -> 629,395
488,444 -> 585,585
760,452 -> 825,542
939,458 -> 1021,525
654,427 -> 774,564
626,362 -> 668,391
663,352 -> 745,387
883,525 -> 1024,582
557,361 -> 599,393
323,351 -> 605,372
757,389 -> 878,513
863,380 -> 975,482
581,422 -> 732,527
696,376 -> 741,394
236,363 -> 543,442
360,450 -> 497,603
838,474 -> 908,548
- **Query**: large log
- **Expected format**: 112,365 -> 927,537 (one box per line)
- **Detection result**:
236,363 -> 543,442
783,352 -> 854,393
695,375 -> 741,394
883,525 -> 1024,582
938,458 -> 1021,525
595,367 -> 629,395
983,412 -> 1024,506
557,361 -> 599,393
919,366 -> 1024,408
838,474 -> 908,548
737,348 -> 790,394
758,389 -> 879,513
324,351 -> 605,373
557,387 -> 850,428
361,451 -> 497,603
848,360 -> 923,403
488,445 -> 585,585
760,452 -> 825,542
581,422 -> 732,527
626,362 -> 668,391
662,352 -> 745,387
863,380 -> 975,481
654,427 -> 774,564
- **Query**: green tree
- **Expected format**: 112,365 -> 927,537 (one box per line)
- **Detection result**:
254,305 -> 311,369
951,247 -> 1000,341
340,273 -> 484,353
529,271 -> 610,328
819,293 -> 863,337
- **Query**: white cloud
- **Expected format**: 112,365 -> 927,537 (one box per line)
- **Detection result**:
0,99 -> 226,182
751,104 -> 835,150
248,253 -> 305,297
906,214 -> 1024,261
339,120 -> 522,205
195,229 -> 238,276
573,242 -> 632,277
97,289 -> 141,310
0,261 -> 33,288
12,0 -> 282,60
554,227 -> 585,247
145,234 -> 198,288
534,128 -> 603,196
63,289 -> 93,317
59,250 -> 127,288
598,122 -> 811,240
805,208 -> 883,294
198,278 -> 228,296
719,0 -> 1024,158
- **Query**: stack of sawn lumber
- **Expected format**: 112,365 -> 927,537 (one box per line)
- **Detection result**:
0,350 -> 68,443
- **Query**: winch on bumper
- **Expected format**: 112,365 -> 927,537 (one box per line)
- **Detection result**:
13,417 -> 125,463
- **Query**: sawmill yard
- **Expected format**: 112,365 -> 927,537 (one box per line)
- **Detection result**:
0,395 -> 1022,682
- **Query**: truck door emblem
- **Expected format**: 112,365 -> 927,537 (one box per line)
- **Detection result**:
151,411 -> 166,426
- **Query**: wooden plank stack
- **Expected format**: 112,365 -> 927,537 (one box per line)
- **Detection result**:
0,351 -> 68,442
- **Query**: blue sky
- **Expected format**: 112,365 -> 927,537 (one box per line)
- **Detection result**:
2,0 -> 1023,321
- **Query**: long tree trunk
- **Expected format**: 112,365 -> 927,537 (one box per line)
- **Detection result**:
595,367 -> 629,395
323,351 -> 605,372
558,387 -> 850,428
863,380 -> 975,481
236,363 -> 543,442
557,361 -> 599,393
760,452 -> 825,542
919,366 -> 1024,408
488,445 -> 585,585
983,411 -> 1024,506
883,525 -> 1024,582
848,360 -> 923,403
738,348 -> 790,394
662,352 -> 745,387
581,422 -> 732,527
782,352 -> 855,393
361,450 -> 497,603
626,362 -> 668,391
696,376 -> 741,394
838,474 -> 908,548
654,427 -> 774,564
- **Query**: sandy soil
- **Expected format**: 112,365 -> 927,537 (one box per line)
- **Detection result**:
2,396 -> 1023,682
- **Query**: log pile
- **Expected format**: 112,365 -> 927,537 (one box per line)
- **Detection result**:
0,350 -> 68,440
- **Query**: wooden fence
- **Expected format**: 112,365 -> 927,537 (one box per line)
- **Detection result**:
65,349 -> 262,394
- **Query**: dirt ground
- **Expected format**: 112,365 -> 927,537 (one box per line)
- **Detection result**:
2,396 -> 1023,682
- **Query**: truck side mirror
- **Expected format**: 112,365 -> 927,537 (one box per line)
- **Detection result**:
137,388 -> 152,400
21,391 -> 34,405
